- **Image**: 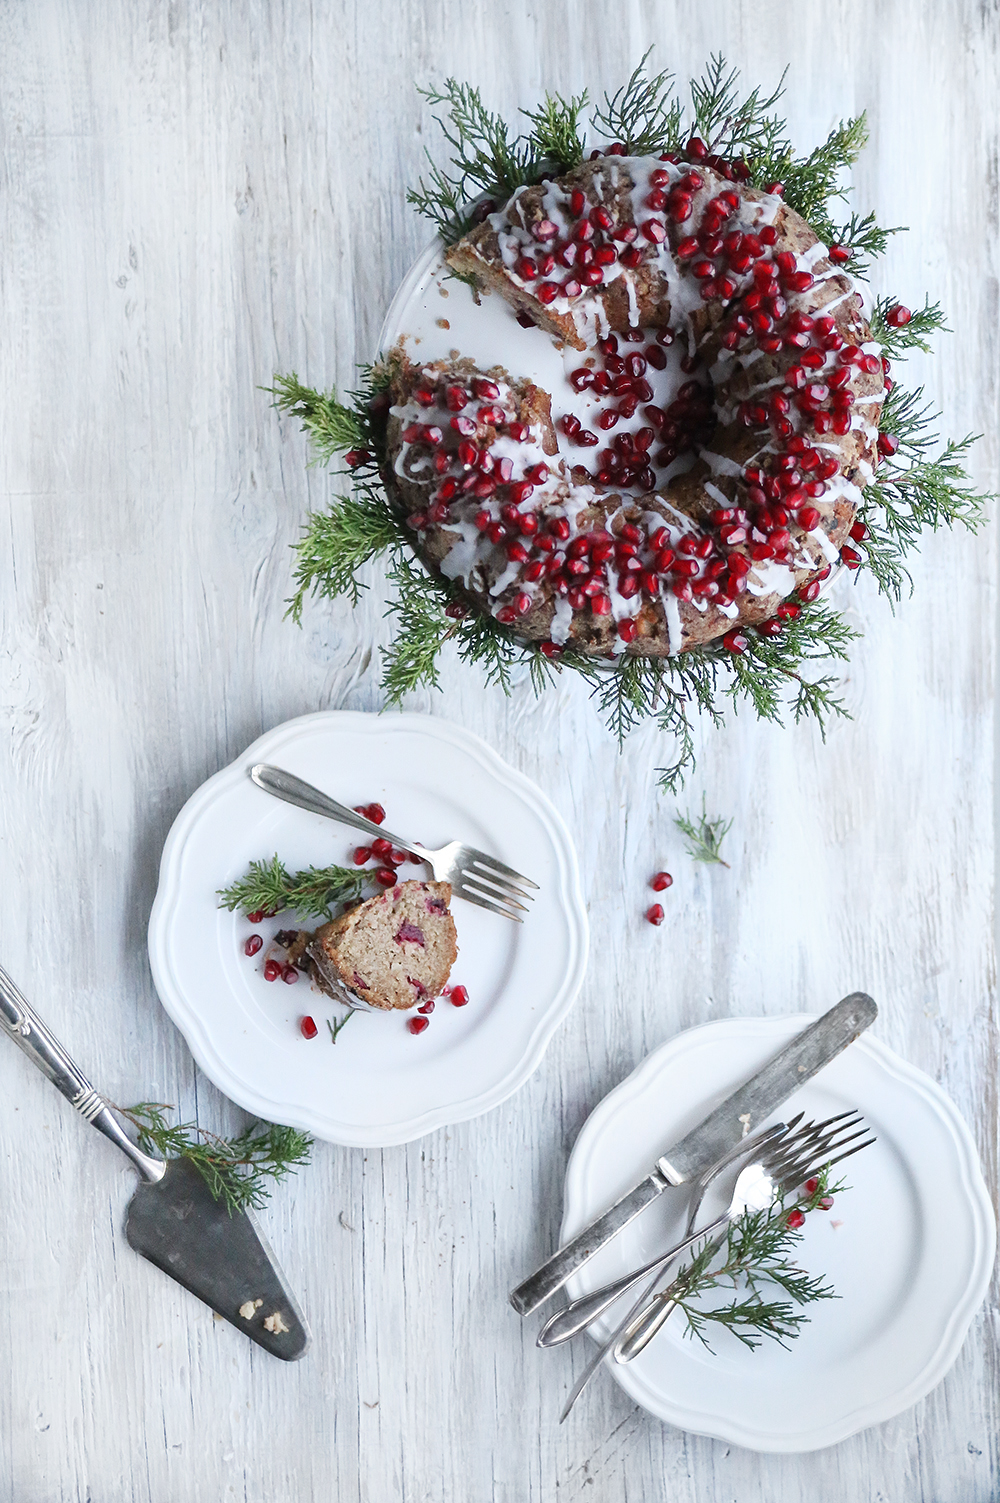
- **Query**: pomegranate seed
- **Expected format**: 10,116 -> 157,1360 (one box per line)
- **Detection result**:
850,520 -> 869,542
617,618 -> 637,643
244,934 -> 263,957
885,303 -> 912,327
282,964 -> 299,985
387,848 -> 407,867
375,867 -> 397,887
263,959 -> 281,982
299,1015 -> 318,1039
818,1195 -> 835,1210
591,593 -> 612,615
877,432 -> 899,458
646,904 -> 665,926
651,871 -> 673,891
353,845 -> 372,866
786,1208 -> 806,1230
450,985 -> 470,1007
407,1015 -> 430,1035
775,601 -> 801,621
723,629 -> 748,654
539,641 -> 562,659
371,837 -> 392,858
804,1177 -> 820,1196
642,219 -> 667,243
841,545 -> 862,570
797,506 -> 821,532
829,243 -> 851,264
536,281 -> 560,304
246,909 -> 266,925
344,448 -> 370,468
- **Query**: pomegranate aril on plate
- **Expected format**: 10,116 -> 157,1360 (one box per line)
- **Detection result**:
244,934 -> 263,957
299,1015 -> 318,1040
646,904 -> 665,926
450,985 -> 470,1007
263,959 -> 282,982
651,871 -> 673,891
407,1015 -> 430,1035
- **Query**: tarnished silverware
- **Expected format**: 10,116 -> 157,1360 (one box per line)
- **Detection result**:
250,763 -> 538,922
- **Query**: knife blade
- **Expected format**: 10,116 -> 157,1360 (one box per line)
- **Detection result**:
509,991 -> 876,1316
0,964 -> 310,1359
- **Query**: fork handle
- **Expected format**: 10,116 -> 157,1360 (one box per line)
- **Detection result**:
614,1230 -> 728,1362
249,765 -> 426,861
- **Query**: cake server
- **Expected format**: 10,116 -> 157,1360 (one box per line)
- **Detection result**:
0,963 -> 310,1360
509,991 -> 877,1315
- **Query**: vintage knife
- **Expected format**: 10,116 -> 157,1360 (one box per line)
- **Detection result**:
0,964 -> 310,1359
510,991 -> 876,1316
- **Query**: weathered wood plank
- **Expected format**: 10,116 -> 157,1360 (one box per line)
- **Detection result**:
0,1 -> 996,1498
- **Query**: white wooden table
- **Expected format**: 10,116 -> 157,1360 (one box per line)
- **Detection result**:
1,3 -> 997,1498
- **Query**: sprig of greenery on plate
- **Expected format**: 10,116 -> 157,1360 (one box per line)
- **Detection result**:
665,1167 -> 844,1351
271,54 -> 989,792
217,855 -> 369,923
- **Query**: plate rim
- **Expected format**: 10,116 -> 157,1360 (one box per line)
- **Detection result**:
560,1012 -> 996,1452
148,709 -> 589,1146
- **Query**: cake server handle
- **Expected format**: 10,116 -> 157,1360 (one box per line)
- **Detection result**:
0,964 -> 166,1183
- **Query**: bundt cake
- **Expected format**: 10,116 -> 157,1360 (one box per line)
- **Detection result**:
382,150 -> 885,657
304,880 -> 458,1012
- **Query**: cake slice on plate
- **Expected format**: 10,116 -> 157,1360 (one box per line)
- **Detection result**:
304,880 -> 458,1012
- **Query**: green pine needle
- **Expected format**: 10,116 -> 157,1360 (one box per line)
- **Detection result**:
217,855 -> 369,922
868,296 -> 949,359
287,489 -> 400,620
675,796 -> 733,867
119,1103 -> 312,1215
665,1169 -> 844,1352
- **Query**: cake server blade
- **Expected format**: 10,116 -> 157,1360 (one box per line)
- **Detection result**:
0,963 -> 310,1360
125,1158 -> 309,1359
509,991 -> 877,1315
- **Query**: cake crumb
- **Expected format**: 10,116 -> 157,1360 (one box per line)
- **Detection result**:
264,1311 -> 290,1335
436,318 -> 450,329
239,1298 -> 263,1320
738,1113 -> 752,1138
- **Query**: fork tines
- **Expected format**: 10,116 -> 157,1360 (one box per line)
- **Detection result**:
453,853 -> 538,923
762,1110 -> 876,1194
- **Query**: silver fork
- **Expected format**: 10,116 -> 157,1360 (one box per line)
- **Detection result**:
613,1110 -> 874,1363
249,764 -> 538,923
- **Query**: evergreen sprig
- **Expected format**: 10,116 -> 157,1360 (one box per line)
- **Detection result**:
665,1169 -> 843,1352
856,384 -> 987,602
868,296 -> 948,359
218,855 -> 369,922
119,1103 -> 312,1215
675,796 -> 733,867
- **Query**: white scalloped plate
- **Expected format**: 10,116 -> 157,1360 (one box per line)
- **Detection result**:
560,1015 -> 995,1452
148,711 -> 588,1146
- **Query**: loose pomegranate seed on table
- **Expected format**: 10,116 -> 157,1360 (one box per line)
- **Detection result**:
646,904 -> 665,926
282,964 -> 298,984
244,934 -> 263,957
299,1015 -> 318,1040
375,867 -> 397,888
263,959 -> 281,982
246,910 -> 265,925
449,985 -> 469,1007
407,1016 -> 430,1035
651,872 -> 673,891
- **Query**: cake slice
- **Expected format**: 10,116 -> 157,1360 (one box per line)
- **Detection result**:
305,880 -> 458,1012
